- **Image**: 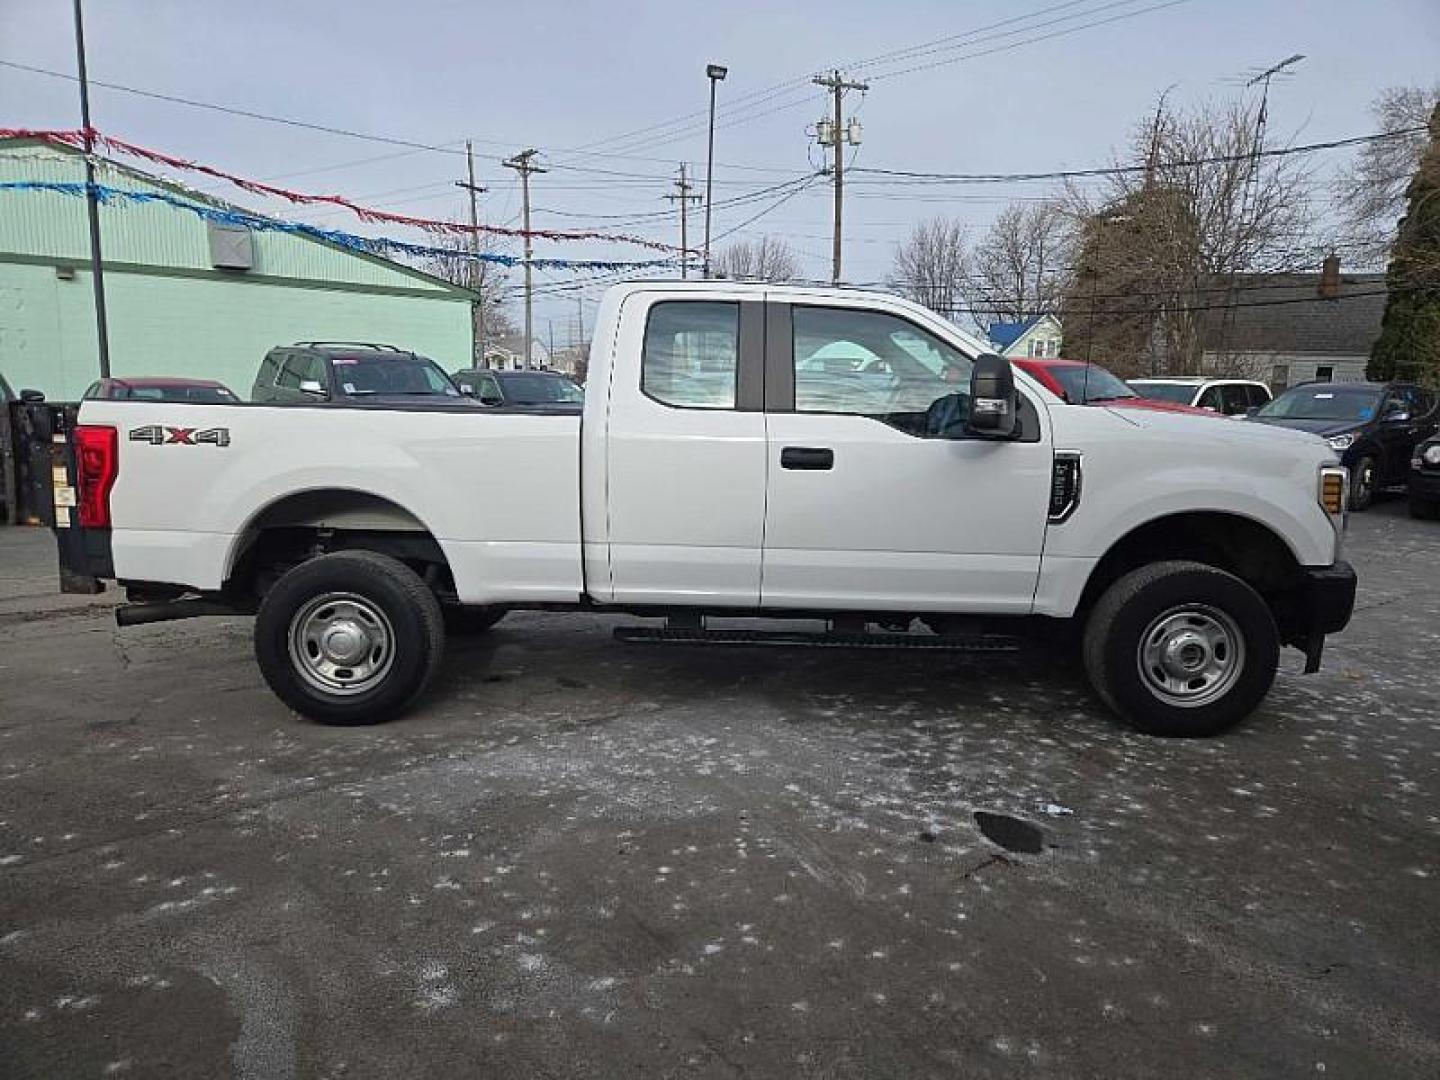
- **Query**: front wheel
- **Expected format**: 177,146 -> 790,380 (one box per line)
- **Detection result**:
1349,455 -> 1377,511
1083,561 -> 1279,737
254,550 -> 445,725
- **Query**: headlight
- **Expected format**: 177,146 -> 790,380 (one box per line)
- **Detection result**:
1424,444 -> 1440,466
1326,433 -> 1356,451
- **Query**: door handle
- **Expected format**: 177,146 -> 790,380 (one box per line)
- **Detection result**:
781,446 -> 834,470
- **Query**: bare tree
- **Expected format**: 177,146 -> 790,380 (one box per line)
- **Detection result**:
422,230 -> 517,365
967,201 -> 1073,326
1333,84 -> 1440,267
889,217 -> 969,317
711,236 -> 800,281
1063,97 -> 1316,375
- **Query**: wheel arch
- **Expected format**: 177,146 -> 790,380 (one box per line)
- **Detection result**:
1076,510 -> 1306,620
223,487 -> 454,601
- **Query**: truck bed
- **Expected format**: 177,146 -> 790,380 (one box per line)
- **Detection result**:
74,400 -> 584,605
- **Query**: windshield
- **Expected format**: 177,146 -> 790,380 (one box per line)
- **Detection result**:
1129,381 -> 1199,404
1045,364 -> 1136,404
500,373 -> 584,404
1257,385 -> 1381,421
126,385 -> 236,403
333,355 -> 459,397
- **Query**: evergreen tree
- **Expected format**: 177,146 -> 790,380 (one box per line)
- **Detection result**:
1370,103 -> 1440,383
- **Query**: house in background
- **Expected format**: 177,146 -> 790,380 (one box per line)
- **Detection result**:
0,137 -> 474,399
987,313 -> 1064,358
1200,257 -> 1386,390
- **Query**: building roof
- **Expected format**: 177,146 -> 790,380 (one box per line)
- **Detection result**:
1202,272 -> 1387,356
987,316 -> 1043,349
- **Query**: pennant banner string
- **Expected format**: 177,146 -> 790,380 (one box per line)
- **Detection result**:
0,181 -> 681,272
0,127 -> 695,254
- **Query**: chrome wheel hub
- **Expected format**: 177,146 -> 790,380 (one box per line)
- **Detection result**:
288,592 -> 394,696
1137,605 -> 1244,708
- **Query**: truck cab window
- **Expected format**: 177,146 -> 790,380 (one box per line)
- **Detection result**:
792,306 -> 972,436
642,301 -> 739,409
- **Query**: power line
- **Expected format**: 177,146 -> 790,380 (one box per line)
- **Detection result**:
0,56 -> 806,176
573,0 -> 1156,160
865,0 -> 1196,83
576,0 -> 1200,160
710,175 -> 826,246
849,127 -> 1428,184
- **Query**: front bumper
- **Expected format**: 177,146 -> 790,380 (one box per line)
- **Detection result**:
1285,561 -> 1357,673
1409,470 -> 1440,503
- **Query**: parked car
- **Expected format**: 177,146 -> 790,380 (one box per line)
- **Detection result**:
1128,377 -> 1273,416
451,368 -> 585,412
1248,381 -> 1438,510
252,342 -> 466,405
1409,434 -> 1440,520
1013,359 -> 1213,415
50,281 -> 1357,738
82,377 -> 238,403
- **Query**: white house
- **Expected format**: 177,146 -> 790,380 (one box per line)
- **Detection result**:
986,314 -> 1064,359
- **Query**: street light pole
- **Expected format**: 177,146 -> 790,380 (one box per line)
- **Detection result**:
72,0 -> 110,378
702,63 -> 727,279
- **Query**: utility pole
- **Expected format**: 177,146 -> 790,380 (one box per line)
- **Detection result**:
456,140 -> 487,369
665,164 -> 702,278
503,149 -> 546,370
813,70 -> 867,286
547,320 -> 555,372
72,0 -> 110,378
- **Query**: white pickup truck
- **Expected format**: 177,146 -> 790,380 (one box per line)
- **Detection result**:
49,281 -> 1356,737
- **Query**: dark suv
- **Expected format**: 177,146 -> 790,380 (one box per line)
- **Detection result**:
1411,434 -> 1440,520
252,342 -> 467,406
1248,381 -> 1438,510
451,368 -> 584,412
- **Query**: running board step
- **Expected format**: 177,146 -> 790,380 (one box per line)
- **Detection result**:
612,626 -> 1021,651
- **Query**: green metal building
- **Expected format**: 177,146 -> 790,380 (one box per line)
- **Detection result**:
0,138 -> 473,399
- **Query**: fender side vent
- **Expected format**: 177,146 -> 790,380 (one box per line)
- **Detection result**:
1049,452 -> 1082,523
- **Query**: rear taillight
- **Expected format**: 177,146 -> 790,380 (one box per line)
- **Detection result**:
73,424 -> 118,528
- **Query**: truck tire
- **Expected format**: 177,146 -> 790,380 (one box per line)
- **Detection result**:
254,550 -> 445,725
1349,455 -> 1377,510
1082,560 -> 1279,737
442,605 -> 508,635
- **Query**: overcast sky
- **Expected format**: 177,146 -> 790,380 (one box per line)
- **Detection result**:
3,0 -> 1437,350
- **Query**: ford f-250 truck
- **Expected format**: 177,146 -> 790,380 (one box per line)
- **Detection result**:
48,281 -> 1356,737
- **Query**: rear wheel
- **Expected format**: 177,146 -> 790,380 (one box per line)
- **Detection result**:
1349,455 -> 1377,510
1083,560 -> 1279,737
254,550 -> 444,725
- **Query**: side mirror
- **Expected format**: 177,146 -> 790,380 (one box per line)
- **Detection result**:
458,385 -> 478,397
19,388 -> 45,403
1384,409 -> 1410,424
298,379 -> 328,398
479,393 -> 503,407
1245,406 -> 1260,417
965,353 -> 1018,439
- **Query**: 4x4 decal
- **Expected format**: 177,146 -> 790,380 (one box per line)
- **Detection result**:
128,424 -> 230,447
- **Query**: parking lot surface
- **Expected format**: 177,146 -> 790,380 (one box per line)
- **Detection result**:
1,505 -> 1437,1079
